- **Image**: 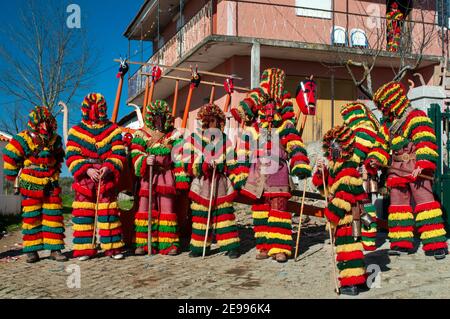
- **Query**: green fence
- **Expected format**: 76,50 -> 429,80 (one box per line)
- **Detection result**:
428,103 -> 450,235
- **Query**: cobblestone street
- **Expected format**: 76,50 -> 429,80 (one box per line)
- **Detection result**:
1,208 -> 450,299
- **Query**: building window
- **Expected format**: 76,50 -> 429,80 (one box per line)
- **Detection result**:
436,0 -> 450,28
295,0 -> 332,19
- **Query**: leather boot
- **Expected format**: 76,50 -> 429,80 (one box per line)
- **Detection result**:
189,251 -> 202,258
26,252 -> 40,263
227,249 -> 240,259
433,248 -> 446,260
134,247 -> 146,256
274,253 -> 288,263
256,250 -> 269,260
49,250 -> 68,262
340,285 -> 359,296
167,248 -> 179,256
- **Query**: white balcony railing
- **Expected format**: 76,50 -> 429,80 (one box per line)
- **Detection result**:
128,1 -> 213,101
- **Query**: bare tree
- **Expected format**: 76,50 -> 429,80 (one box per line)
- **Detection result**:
0,0 -> 97,133
343,2 -> 438,99
313,1 -> 439,100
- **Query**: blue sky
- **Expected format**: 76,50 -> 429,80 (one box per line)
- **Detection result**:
0,0 -> 152,176
0,0 -> 152,124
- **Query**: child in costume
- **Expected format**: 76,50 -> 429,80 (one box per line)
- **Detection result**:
130,100 -> 181,256
3,106 -> 67,263
231,68 -> 312,263
178,103 -> 241,258
312,125 -> 370,296
66,93 -> 127,261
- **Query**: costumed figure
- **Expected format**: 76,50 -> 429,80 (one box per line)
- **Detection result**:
231,68 -> 312,263
178,103 -> 241,259
130,100 -> 181,256
3,106 -> 67,263
66,93 -> 127,261
312,125 -> 370,296
369,81 -> 448,259
386,2 -> 404,52
340,102 -> 390,251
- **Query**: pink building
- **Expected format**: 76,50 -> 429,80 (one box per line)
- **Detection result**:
123,0 -> 449,142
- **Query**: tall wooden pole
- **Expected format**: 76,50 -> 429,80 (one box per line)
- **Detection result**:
182,85 -> 195,129
112,76 -> 124,124
172,80 -> 180,117
209,85 -> 216,104
143,75 -> 150,109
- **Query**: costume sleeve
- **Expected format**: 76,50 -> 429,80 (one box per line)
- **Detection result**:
364,124 -> 390,175
101,125 -> 126,182
231,126 -> 253,190
2,132 -> 28,181
404,109 -> 439,172
321,163 -> 366,225
224,133 -> 241,190
279,120 -> 311,179
66,127 -> 94,181
174,132 -> 193,190
130,131 -> 148,178
312,166 -> 328,196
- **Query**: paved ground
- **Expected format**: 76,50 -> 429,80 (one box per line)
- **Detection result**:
1,205 -> 449,299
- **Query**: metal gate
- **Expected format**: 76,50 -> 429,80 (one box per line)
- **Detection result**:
428,103 -> 450,234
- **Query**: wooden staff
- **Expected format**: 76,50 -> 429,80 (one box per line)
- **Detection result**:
321,165 -> 340,295
112,77 -> 124,124
209,84 -> 216,104
298,114 -> 308,138
172,80 -> 180,117
143,75 -> 150,109
141,73 -> 250,92
182,84 -> 195,129
92,180 -> 102,248
148,164 -> 154,257
223,93 -> 232,113
117,59 -> 244,80
294,179 -> 308,261
203,165 -> 217,259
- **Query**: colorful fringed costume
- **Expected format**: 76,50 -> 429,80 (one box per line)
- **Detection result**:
231,68 -> 312,261
130,100 -> 181,255
372,82 -> 447,256
2,106 -> 66,259
178,103 -> 240,257
312,125 -> 368,290
340,102 -> 389,251
386,2 -> 404,52
66,93 -> 126,259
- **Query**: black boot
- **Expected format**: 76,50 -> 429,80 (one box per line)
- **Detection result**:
340,285 -> 359,296
432,248 -> 446,260
388,247 -> 411,256
227,249 -> 240,259
26,252 -> 40,263
189,251 -> 202,258
49,250 -> 68,262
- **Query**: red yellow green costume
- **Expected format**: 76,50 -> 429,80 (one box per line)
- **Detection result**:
3,106 -> 66,254
372,82 -> 447,254
130,100 -> 181,255
312,125 -> 368,288
178,103 -> 240,256
66,93 -> 127,258
232,68 -> 311,259
386,2 -> 404,52
340,102 -> 389,251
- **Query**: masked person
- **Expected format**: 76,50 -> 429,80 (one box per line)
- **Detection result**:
3,106 -> 67,263
66,93 -> 127,261
340,102 -> 389,251
231,68 -> 312,263
369,82 -> 447,259
130,100 -> 182,256
178,103 -> 241,258
312,125 -> 370,296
